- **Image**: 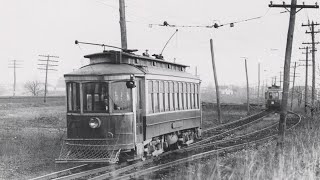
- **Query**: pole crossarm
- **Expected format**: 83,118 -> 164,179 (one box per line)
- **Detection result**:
39,55 -> 59,58
306,31 -> 320,34
269,2 -> 318,14
302,42 -> 320,44
38,68 -> 58,71
38,64 -> 58,66
302,23 -> 320,26
38,60 -> 59,62
269,3 -> 318,8
299,47 -> 313,50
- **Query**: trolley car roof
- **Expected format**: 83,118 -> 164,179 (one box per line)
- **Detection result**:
64,63 -> 199,79
64,63 -> 145,77
84,51 -> 189,67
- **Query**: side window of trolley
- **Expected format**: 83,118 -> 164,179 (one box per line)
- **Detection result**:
82,82 -> 109,113
67,82 -> 80,112
147,80 -> 201,114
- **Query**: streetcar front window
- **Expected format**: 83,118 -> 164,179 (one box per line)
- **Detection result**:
83,82 -> 109,112
67,82 -> 80,112
268,92 -> 279,99
81,82 -> 132,113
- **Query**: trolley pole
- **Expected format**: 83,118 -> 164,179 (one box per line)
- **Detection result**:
302,21 -> 320,117
269,0 -> 318,154
119,0 -> 128,50
210,39 -> 222,123
38,55 -> 59,103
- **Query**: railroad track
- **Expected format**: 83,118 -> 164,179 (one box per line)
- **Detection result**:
202,110 -> 271,136
105,111 -> 301,180
30,110 -> 283,180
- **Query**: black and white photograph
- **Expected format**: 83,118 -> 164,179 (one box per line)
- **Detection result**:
1,0 -> 320,179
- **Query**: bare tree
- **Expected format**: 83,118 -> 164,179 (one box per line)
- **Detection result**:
24,80 -> 43,96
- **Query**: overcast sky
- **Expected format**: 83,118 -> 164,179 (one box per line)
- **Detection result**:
1,0 -> 319,88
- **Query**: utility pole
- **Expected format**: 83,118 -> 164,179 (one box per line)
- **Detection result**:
269,0 -> 318,154
8,60 -> 23,96
38,55 -> 59,103
262,80 -> 265,99
279,71 -> 282,88
210,39 -> 222,123
302,21 -> 320,117
290,62 -> 297,110
299,46 -> 312,113
258,62 -> 261,104
241,57 -> 250,115
119,0 -> 128,50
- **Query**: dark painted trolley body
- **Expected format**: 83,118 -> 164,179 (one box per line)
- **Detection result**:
265,85 -> 282,110
57,51 -> 202,163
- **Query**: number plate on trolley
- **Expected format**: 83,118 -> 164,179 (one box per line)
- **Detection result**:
172,121 -> 183,129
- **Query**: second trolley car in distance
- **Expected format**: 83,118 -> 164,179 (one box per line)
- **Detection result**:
265,85 -> 282,110
56,50 -> 202,163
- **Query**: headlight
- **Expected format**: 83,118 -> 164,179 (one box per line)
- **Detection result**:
89,117 -> 101,129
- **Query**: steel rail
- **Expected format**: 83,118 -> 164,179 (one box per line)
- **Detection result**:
202,109 -> 269,133
183,120 -> 279,152
29,164 -> 88,180
110,112 -> 301,180
52,163 -> 128,180
193,110 -> 273,146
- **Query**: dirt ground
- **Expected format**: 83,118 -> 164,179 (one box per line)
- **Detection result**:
0,97 -> 256,180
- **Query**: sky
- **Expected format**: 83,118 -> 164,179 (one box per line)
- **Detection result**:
1,0 -> 320,90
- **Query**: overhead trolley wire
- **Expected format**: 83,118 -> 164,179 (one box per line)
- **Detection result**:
148,8 -> 289,29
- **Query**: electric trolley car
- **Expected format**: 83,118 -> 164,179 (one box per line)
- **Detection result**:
56,50 -> 202,163
265,85 -> 282,110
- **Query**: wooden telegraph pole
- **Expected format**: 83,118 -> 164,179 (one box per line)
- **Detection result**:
245,59 -> 249,115
302,21 -> 320,117
241,57 -> 250,115
299,46 -> 311,113
38,55 -> 59,103
210,39 -> 222,123
279,71 -> 282,87
258,62 -> 261,104
119,0 -> 128,50
290,62 -> 297,110
269,0 -> 318,153
8,60 -> 23,96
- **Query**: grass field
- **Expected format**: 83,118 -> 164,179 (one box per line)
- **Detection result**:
0,96 -> 70,179
161,110 -> 320,180
0,96 -> 261,179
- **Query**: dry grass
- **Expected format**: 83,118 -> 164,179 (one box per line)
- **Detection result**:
163,111 -> 320,180
0,97 -> 74,180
